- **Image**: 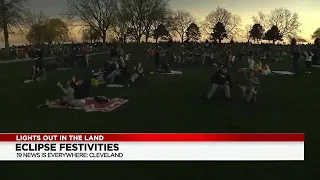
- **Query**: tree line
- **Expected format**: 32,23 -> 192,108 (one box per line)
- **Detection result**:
1,0 -> 320,57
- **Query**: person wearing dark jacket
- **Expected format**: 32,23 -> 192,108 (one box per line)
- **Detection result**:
35,49 -> 45,69
292,47 -> 301,75
70,77 -> 90,99
206,65 -> 232,100
110,46 -> 118,60
154,50 -> 160,70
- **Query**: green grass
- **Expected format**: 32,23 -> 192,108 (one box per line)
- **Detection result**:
0,44 -> 317,179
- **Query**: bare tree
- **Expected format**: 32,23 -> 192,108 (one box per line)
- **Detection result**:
241,24 -> 252,43
252,8 -> 301,38
252,11 -> 268,30
64,0 -> 116,43
110,15 -> 129,43
171,10 -> 194,42
20,9 -> 48,40
117,0 -> 168,43
23,10 -> 47,29
203,7 -> 242,39
82,26 -> 100,42
0,0 -> 28,57
268,8 -> 301,37
142,0 -> 169,42
312,28 -> 320,39
116,0 -> 145,42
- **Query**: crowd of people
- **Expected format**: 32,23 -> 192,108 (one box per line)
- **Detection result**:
0,42 -> 106,60
144,41 -> 320,104
20,40 -> 320,107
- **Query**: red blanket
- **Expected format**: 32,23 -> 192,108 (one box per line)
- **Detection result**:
38,98 -> 129,112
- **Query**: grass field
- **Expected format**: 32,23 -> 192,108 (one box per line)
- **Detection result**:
0,44 -> 317,179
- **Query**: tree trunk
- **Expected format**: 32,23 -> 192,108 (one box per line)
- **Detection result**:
136,34 -> 142,43
273,40 -> 276,44
181,34 -> 184,43
219,39 -> 222,44
136,37 -> 140,43
145,33 -> 149,43
3,24 -> 9,57
1,3 -> 10,58
155,37 -> 159,43
102,31 -> 107,43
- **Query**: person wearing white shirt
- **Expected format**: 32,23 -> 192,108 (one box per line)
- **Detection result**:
305,51 -> 313,74
248,51 -> 255,70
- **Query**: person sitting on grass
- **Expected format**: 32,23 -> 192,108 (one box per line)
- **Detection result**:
206,65 -> 232,101
157,58 -> 171,73
254,61 -> 263,72
106,58 -> 128,85
260,64 -> 271,75
57,81 -> 85,107
127,62 -> 144,87
70,76 -> 90,99
239,69 -> 260,104
25,66 -> 47,83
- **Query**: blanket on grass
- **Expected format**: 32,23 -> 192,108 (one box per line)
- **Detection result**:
149,71 -> 182,75
106,84 -> 125,88
37,97 -> 129,112
56,67 -> 72,71
272,71 -> 295,75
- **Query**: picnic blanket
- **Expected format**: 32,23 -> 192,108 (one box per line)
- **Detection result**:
106,84 -> 125,88
272,71 -> 295,75
238,68 -> 272,75
37,97 -> 129,112
24,79 -> 34,84
149,71 -> 183,75
312,65 -> 320,68
57,67 -> 72,71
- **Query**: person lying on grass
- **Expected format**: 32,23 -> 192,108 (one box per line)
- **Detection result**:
127,62 -> 144,87
239,69 -> 260,104
57,81 -> 86,107
206,65 -> 232,101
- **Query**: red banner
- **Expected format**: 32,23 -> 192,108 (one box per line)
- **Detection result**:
0,133 -> 304,142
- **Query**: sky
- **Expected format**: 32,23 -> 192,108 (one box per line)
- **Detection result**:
6,0 -> 320,45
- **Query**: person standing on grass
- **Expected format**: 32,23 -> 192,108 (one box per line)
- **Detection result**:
304,51 -> 313,74
82,43 -> 90,67
110,45 -> 118,61
35,48 -> 44,69
154,48 -> 160,71
206,65 -> 232,101
248,51 -> 255,70
292,47 -> 301,75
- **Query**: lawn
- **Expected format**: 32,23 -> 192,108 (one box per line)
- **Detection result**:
0,44 -> 317,179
